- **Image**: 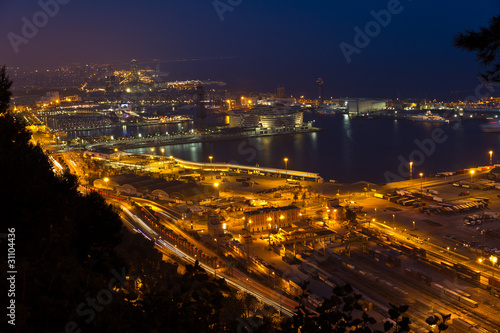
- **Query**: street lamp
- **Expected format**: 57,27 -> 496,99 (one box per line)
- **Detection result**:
409,161 -> 413,179
479,258 -> 485,276
215,263 -> 219,278
412,221 -> 415,231
169,155 -> 174,178
392,214 -> 395,227
161,148 -> 165,170
209,156 -> 213,178
103,177 -> 109,194
267,217 -> 272,245
470,169 -> 475,185
490,151 -> 493,165
491,255 -> 498,279
419,173 -> 423,193
284,158 -> 288,180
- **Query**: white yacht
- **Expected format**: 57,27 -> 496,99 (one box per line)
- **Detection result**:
410,111 -> 449,123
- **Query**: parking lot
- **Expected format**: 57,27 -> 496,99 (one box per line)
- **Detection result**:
360,176 -> 500,259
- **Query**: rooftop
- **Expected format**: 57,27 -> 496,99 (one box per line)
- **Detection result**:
244,205 -> 299,216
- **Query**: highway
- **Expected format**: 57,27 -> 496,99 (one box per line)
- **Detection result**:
115,196 -> 299,318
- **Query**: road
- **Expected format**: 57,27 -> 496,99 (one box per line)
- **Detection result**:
384,170 -> 490,191
114,196 -> 299,318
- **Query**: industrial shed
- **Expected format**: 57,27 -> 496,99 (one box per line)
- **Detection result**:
94,174 -> 218,200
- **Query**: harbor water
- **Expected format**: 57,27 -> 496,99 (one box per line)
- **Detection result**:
70,114 -> 500,184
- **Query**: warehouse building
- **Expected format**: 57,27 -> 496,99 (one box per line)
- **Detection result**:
94,174 -> 218,201
347,99 -> 387,116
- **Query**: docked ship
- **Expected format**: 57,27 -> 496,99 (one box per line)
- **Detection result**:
410,111 -> 449,123
480,120 -> 500,133
143,115 -> 193,123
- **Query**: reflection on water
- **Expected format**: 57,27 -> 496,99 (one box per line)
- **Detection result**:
342,114 -> 352,140
103,114 -> 498,184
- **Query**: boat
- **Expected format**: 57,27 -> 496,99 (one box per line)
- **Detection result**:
410,111 -> 449,123
480,120 -> 500,133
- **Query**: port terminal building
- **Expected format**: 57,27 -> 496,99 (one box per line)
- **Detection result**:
347,99 -> 387,116
228,107 -> 303,128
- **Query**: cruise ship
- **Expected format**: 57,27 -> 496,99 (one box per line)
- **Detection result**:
480,120 -> 500,133
410,111 -> 449,123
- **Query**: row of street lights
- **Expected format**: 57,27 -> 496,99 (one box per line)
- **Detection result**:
150,148 -> 174,171
478,255 -> 498,281
205,155 -> 290,180
409,150 -> 495,182
139,149 -> 497,182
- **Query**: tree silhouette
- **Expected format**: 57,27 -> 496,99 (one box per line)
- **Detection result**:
384,303 -> 411,332
454,16 -> 500,82
286,283 -> 416,333
425,313 -> 451,333
0,65 -> 12,114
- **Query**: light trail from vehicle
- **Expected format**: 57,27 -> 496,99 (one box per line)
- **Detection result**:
122,206 -> 158,237
155,236 -> 296,317
122,202 -> 297,317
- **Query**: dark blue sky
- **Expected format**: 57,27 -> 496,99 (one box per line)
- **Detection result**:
0,0 -> 498,99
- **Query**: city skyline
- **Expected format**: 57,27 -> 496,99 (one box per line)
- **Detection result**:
0,0 -> 498,99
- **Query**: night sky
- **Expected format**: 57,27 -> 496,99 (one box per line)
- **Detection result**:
0,0 -> 498,99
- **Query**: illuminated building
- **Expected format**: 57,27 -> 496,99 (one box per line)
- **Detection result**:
130,59 -> 139,84
347,99 -> 387,116
228,107 -> 303,129
244,206 -> 300,232
208,216 -> 224,237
